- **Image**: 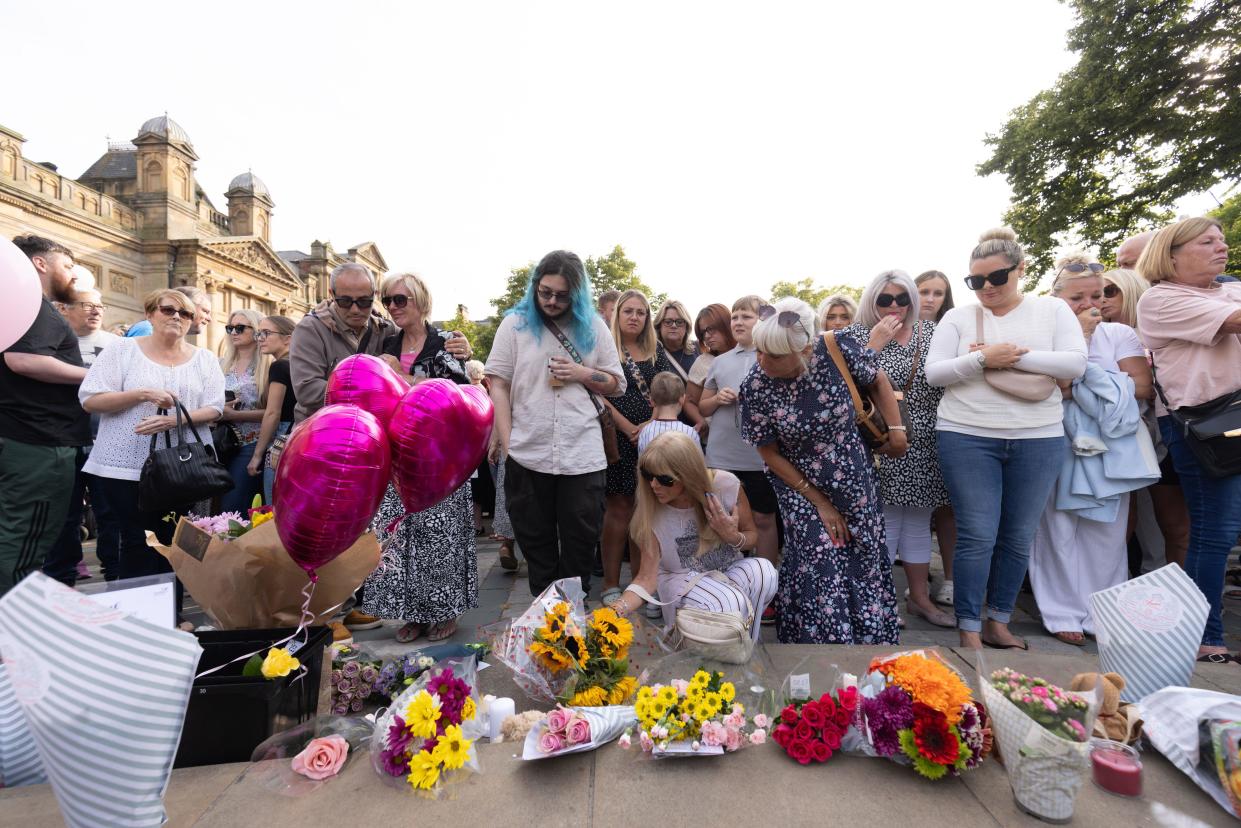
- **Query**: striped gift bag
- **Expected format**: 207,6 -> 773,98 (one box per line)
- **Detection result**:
0,662 -> 46,787
1089,563 -> 1209,703
0,573 -> 202,827
521,705 -> 637,760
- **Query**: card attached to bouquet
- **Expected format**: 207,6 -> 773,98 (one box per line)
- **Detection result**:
652,741 -> 725,759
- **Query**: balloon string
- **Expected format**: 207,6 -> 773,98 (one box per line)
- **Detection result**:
383,512 -> 410,536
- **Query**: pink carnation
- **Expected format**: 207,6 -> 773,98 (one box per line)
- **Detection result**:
639,731 -> 654,752
671,679 -> 690,695
749,729 -> 767,745
701,721 -> 725,747
724,710 -> 745,729
724,727 -> 744,752
753,713 -> 770,729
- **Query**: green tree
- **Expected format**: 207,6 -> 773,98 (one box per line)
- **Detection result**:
1209,191 -> 1241,274
441,303 -> 495,363
978,0 -> 1241,276
770,278 -> 861,307
586,245 -> 666,308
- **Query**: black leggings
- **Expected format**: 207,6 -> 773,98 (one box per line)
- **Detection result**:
91,476 -> 184,611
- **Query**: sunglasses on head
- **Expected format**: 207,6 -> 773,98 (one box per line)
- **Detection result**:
1102,284 -> 1121,298
757,305 -> 807,332
157,305 -> 194,321
224,324 -> 252,335
875,292 -> 911,308
964,265 -> 1019,291
333,294 -> 374,310
640,468 -> 677,487
381,294 -> 411,309
1059,262 -> 1105,275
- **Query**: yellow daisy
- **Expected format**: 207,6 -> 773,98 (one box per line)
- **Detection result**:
406,749 -> 441,791
432,724 -> 473,771
405,690 -> 442,740
461,696 -> 477,721
719,683 -> 736,703
637,685 -> 655,702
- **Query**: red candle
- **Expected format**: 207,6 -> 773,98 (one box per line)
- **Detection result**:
1091,740 -> 1143,798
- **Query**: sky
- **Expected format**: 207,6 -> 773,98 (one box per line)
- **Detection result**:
7,0 -> 1204,318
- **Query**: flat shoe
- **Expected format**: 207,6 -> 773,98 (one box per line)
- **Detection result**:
981,636 -> 1029,650
1197,652 -> 1241,665
600,587 -> 623,607
1053,631 -> 1086,646
499,544 -> 519,571
907,602 -> 956,628
428,620 -> 457,642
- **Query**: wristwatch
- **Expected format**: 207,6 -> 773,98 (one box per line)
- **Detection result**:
975,350 -> 987,368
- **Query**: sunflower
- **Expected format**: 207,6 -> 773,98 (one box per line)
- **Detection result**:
589,607 -> 634,656
611,676 -> 638,704
542,602 -> 571,639
529,639 -> 572,673
571,685 -> 608,706
561,634 -> 590,669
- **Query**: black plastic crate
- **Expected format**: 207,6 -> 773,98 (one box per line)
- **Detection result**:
175,625 -> 332,768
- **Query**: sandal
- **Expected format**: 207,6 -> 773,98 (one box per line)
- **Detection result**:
1197,652 -> 1241,665
396,623 -> 424,644
981,636 -> 1029,650
427,620 -> 458,642
601,587 -> 623,607
1053,631 -> 1086,646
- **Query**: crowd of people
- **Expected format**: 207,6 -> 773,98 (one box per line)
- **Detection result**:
1,217 -> 1238,662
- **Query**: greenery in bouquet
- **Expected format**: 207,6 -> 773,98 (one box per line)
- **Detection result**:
859,652 -> 991,780
988,667 -> 1089,743
528,602 -> 638,706
626,669 -> 768,752
379,666 -> 479,791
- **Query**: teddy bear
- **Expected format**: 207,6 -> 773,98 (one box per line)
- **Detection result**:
1070,671 -> 1143,744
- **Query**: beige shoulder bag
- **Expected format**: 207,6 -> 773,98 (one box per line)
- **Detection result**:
976,306 -> 1058,402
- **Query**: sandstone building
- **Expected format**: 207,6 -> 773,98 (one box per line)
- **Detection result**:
0,115 -> 387,351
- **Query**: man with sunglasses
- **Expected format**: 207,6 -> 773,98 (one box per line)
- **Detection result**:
485,250 -> 625,597
290,262 -> 396,423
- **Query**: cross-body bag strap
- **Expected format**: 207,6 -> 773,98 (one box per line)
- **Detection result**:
626,570 -> 754,622
541,315 -> 608,415
822,332 -> 866,416
666,352 -> 690,381
622,346 -> 653,405
1149,356 -> 1178,419
355,319 -> 375,355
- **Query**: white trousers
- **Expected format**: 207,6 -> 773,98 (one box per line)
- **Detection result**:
1029,493 -> 1130,634
883,505 -> 933,565
663,557 -> 779,644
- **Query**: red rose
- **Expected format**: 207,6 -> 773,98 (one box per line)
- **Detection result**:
801,702 -> 826,729
821,723 -> 843,751
789,738 -> 814,765
811,740 -> 832,763
772,724 -> 793,748
793,720 -> 815,742
837,686 -> 859,713
833,707 -> 850,729
781,706 -> 800,726
817,694 -> 837,719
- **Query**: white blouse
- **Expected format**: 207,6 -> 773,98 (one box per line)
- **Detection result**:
80,338 -> 226,481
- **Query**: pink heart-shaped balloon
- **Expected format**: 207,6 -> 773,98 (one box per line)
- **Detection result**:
0,238 -> 43,353
388,379 -> 494,515
325,354 -> 407,426
274,404 -> 392,578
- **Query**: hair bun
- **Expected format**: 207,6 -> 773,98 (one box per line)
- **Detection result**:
978,227 -> 1017,244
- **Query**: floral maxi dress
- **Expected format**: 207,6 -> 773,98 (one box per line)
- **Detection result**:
740,333 -> 899,645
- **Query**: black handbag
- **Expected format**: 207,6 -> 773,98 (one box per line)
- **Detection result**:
1153,364 -> 1241,478
138,399 -> 235,513
211,421 -> 242,463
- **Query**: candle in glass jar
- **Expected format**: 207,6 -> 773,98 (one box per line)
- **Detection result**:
1091,740 -> 1142,797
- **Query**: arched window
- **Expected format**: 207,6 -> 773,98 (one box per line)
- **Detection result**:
173,166 -> 189,201
233,209 -> 249,235
1,146 -> 16,178
145,159 -> 164,192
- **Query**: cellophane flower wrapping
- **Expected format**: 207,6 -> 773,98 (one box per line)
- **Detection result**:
1142,686 -> 1241,819
521,704 -> 637,760
247,715 -> 373,796
330,641 -> 486,715
370,655 -> 484,795
976,650 -> 1100,822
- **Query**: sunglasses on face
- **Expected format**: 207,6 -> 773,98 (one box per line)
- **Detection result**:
381,294 -> 411,309
333,294 -> 374,310
640,468 -> 677,487
224,324 -> 252,335
964,265 -> 1019,291
875,292 -> 911,308
157,305 -> 194,321
1058,262 -> 1105,275
757,304 -> 808,332
536,286 -> 571,303
1102,284 -> 1121,299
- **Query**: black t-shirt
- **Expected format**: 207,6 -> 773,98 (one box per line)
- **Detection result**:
0,298 -> 90,446
269,358 -> 297,423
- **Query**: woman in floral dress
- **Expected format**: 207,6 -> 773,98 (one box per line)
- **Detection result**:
741,298 -> 907,644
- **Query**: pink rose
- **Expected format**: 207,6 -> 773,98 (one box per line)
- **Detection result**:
566,716 -> 592,745
546,706 -> 571,734
749,729 -> 767,745
753,713 -> 770,730
538,729 -> 567,754
291,735 -> 349,781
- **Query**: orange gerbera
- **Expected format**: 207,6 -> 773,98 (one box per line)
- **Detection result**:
873,653 -> 973,725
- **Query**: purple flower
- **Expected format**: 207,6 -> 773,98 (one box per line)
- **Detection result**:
351,697 -> 364,712
388,716 -> 413,753
379,748 -> 410,777
860,686 -> 914,757
331,702 -> 349,716
342,662 -> 361,679
360,665 -> 379,684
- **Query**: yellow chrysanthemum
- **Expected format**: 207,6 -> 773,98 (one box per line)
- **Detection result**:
406,749 -> 441,791
657,686 -> 678,705
571,685 -> 608,706
529,639 -> 572,673
637,685 -> 655,702
260,647 -> 300,679
461,696 -> 477,721
405,690 -> 443,740
719,682 -> 735,703
704,691 -> 722,709
652,699 -> 669,718
691,670 -> 710,687
432,724 -> 473,771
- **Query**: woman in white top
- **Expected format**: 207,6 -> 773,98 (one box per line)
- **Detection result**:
926,228 -> 1087,649
81,289 -> 225,580
217,308 -> 271,512
610,432 -> 777,643
1029,253 -> 1152,644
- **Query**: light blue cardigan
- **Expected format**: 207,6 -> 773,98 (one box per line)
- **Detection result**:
1054,363 -> 1160,522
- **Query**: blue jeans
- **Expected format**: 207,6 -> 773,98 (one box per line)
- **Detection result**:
262,422 -> 292,506
221,442 -> 262,514
937,431 -> 1067,633
1160,416 -> 1241,647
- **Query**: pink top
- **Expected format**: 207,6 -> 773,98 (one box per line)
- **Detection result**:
399,352 -> 416,372
1137,280 -> 1241,410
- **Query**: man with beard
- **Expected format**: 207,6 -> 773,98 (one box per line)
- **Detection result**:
0,235 -> 90,596
485,250 -> 624,596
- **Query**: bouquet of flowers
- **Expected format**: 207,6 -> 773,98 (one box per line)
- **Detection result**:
622,669 -> 768,757
489,577 -> 642,705
1143,687 -> 1241,820
520,703 -> 636,760
978,655 -> 1100,822
330,643 -> 489,715
772,686 -> 857,765
856,650 -> 991,780
185,494 -> 273,540
372,658 -> 483,794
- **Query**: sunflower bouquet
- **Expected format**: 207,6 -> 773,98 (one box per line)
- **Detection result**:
370,657 -> 484,795
856,650 -> 991,780
621,669 -> 769,757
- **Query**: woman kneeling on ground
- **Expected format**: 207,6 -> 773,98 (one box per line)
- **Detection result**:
609,432 -> 777,643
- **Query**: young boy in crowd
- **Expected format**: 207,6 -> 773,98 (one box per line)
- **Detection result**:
637,372 -> 700,456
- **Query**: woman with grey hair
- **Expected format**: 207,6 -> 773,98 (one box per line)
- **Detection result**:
844,270 -> 954,627
740,297 -> 907,644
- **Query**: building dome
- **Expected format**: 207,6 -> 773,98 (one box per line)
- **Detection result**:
227,171 -> 269,197
136,115 -> 193,147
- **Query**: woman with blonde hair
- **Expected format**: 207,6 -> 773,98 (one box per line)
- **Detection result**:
599,289 -> 676,606
608,432 -> 777,642
1099,268 -> 1148,329
653,300 -> 697,376
218,307 -> 271,512
817,294 -> 858,332
246,315 -> 296,505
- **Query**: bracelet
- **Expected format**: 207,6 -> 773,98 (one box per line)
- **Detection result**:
888,426 -> 907,432
793,478 -> 811,493
728,531 -> 746,550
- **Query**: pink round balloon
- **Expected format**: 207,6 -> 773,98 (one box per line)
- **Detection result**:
0,238 -> 44,353
389,379 -> 494,515
325,354 -> 407,425
274,404 -> 392,578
